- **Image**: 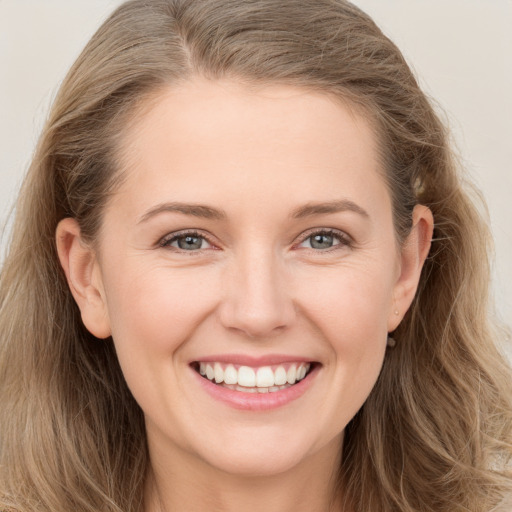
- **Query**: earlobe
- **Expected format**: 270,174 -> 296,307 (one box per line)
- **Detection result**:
388,205 -> 433,332
55,218 -> 111,339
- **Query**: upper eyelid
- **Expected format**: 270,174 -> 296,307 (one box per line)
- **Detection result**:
294,227 -> 352,245
157,227 -> 352,249
158,229 -> 217,248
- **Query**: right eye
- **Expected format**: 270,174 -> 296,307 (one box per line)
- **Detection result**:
160,231 -> 214,252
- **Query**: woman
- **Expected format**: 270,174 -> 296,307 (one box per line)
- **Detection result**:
0,0 -> 510,511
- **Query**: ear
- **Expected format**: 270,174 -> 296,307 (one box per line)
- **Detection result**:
388,205 -> 433,332
55,218 -> 111,339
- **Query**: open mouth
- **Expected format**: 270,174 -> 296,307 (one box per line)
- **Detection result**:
191,361 -> 316,394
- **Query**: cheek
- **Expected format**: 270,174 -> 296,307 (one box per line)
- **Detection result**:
103,263 -> 222,355
101,263 -> 224,418
295,262 -> 395,348
297,265 -> 392,425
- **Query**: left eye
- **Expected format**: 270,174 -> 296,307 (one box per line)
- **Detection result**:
163,233 -> 212,251
298,231 -> 346,250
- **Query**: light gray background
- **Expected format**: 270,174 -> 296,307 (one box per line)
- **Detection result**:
1,1 -> 511,330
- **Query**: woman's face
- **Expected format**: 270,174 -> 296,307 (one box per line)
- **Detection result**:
62,79 -> 430,477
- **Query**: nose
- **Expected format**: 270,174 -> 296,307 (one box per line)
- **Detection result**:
218,248 -> 296,339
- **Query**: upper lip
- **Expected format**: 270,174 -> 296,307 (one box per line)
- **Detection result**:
190,354 -> 316,367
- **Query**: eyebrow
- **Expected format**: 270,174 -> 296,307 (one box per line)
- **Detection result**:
137,198 -> 369,224
290,200 -> 369,219
138,202 -> 227,223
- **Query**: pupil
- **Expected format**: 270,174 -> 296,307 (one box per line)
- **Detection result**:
178,236 -> 202,250
311,234 -> 333,249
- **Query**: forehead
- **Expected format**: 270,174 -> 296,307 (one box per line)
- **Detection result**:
110,79 -> 387,218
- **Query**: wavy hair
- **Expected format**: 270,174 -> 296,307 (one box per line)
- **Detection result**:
1,1 -> 511,510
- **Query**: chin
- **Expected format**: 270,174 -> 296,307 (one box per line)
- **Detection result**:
194,429 -> 326,478
203,451 -> 307,478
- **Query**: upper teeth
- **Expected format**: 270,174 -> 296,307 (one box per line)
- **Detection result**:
198,362 -> 311,387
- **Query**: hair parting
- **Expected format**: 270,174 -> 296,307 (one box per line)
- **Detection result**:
1,1 -> 511,510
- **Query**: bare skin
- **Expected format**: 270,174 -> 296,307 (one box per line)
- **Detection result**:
145,433 -> 343,512
56,79 -> 432,512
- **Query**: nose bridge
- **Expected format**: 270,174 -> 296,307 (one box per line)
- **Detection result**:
219,243 -> 295,338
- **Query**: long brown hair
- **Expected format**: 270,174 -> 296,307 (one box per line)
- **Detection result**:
1,1 -> 511,510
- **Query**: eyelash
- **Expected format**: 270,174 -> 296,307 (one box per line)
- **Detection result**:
158,228 -> 353,254
159,230 -> 216,253
295,228 -> 353,252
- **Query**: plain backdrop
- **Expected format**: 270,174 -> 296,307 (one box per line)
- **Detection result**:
1,1 -> 511,336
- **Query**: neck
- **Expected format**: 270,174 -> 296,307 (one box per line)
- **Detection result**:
144,435 -> 344,512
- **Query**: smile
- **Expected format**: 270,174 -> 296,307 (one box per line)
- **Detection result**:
190,356 -> 320,410
194,362 -> 312,393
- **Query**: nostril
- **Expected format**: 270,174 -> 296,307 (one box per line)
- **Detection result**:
216,278 -> 296,338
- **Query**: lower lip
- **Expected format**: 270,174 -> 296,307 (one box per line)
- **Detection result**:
192,364 -> 319,411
